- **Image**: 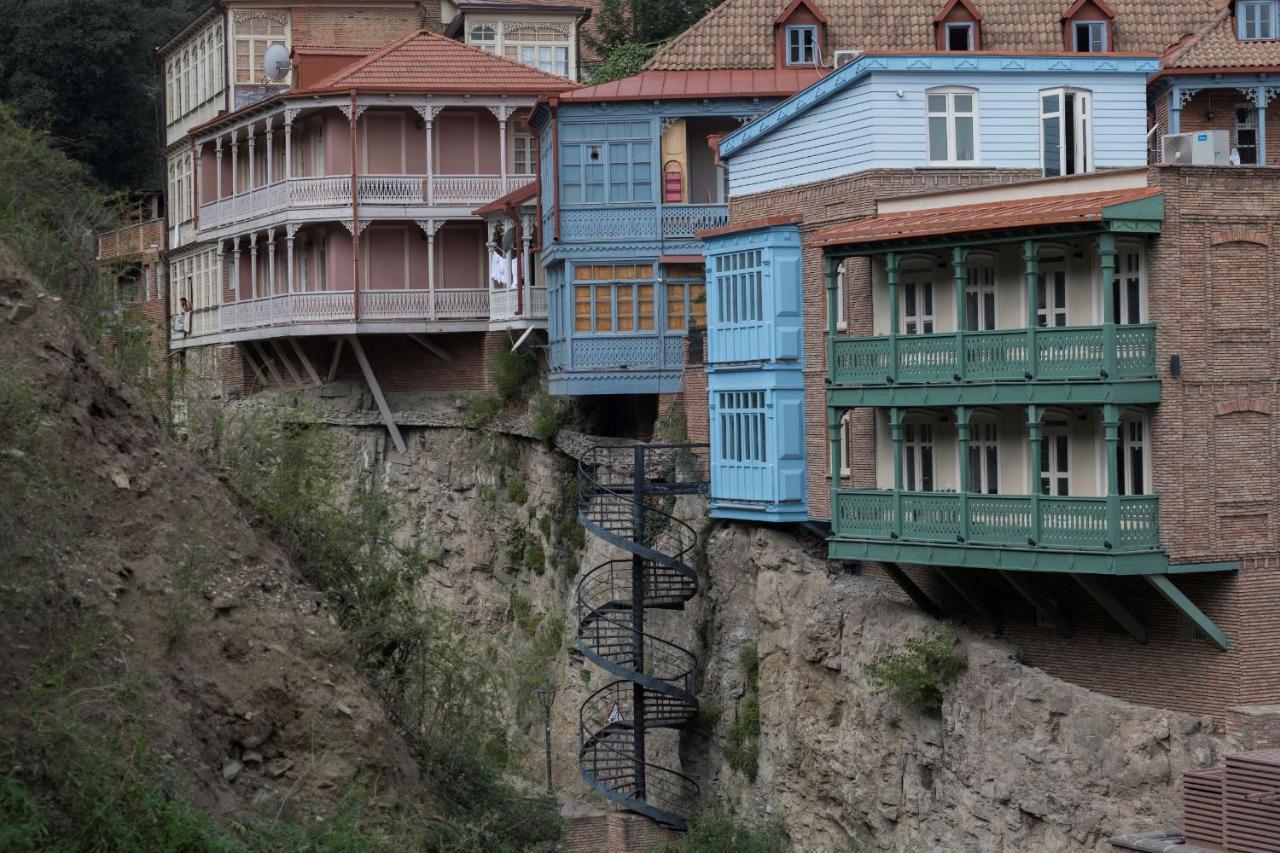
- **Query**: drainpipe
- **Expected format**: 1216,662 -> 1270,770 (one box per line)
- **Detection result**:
506,200 -> 524,317
350,90 -> 361,321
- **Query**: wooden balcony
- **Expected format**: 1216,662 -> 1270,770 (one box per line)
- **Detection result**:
559,203 -> 728,243
489,285 -> 548,323
218,288 -> 490,333
97,219 -> 164,261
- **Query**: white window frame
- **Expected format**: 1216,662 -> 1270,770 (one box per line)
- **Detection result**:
469,24 -> 497,53
945,22 -> 975,51
234,14 -> 289,85
1235,104 -> 1260,165
785,25 -> 818,65
925,87 -> 979,166
839,411 -> 853,477
967,418 -> 1000,495
1037,257 -> 1068,328
1039,421 -> 1071,497
513,132 -> 535,175
1239,0 -> 1279,40
965,258 -> 997,331
835,260 -> 848,332
901,276 -> 935,335
1113,244 -> 1146,326
1072,20 -> 1108,52
1117,413 -> 1150,496
519,44 -> 569,77
1040,88 -> 1093,177
903,422 -> 936,493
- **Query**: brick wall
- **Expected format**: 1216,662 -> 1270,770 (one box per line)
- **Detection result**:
727,167 -> 1041,520
681,334 -> 709,445
561,814 -> 679,853
1178,90 -> 1280,166
290,4 -> 431,48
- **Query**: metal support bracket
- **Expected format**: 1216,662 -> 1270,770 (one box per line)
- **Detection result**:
1145,575 -> 1230,651
999,570 -> 1072,637
1073,574 -> 1147,644
882,563 -> 947,620
347,335 -> 407,455
936,567 -> 1001,631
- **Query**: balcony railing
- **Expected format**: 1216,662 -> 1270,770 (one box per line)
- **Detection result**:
489,285 -> 548,322
831,325 -> 1158,387
198,174 -> 535,231
554,334 -> 685,373
834,489 -> 1160,552
97,219 -> 163,260
559,203 -> 728,243
660,204 -> 729,240
218,288 -> 489,332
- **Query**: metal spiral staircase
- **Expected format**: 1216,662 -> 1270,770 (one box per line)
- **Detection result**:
576,443 -> 710,831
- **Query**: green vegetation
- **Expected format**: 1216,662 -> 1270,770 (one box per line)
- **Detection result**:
725,642 -> 761,783
529,389 -> 576,443
489,348 -> 538,403
585,0 -> 719,84
507,479 -> 529,506
654,811 -> 790,853
867,628 -> 968,716
164,541 -> 215,648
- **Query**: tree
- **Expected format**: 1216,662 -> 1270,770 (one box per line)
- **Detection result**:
585,0 -> 719,83
0,0 -> 205,190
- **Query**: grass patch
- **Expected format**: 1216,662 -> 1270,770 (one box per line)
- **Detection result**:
724,643 -> 761,783
867,628 -> 967,716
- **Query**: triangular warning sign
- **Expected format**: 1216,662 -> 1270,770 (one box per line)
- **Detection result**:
606,702 -> 625,725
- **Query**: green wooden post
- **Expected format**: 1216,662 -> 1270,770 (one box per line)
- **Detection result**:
956,405 -> 971,544
1103,402 -> 1121,551
1027,404 -> 1042,546
825,255 -> 841,383
953,247 -> 969,382
1099,232 -> 1118,380
890,406 -> 904,539
1023,240 -> 1040,380
829,406 -> 842,532
886,252 -> 900,383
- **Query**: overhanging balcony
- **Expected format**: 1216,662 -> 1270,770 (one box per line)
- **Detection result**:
559,203 -> 727,243
218,288 -> 489,335
489,285 -> 547,324
830,325 -> 1161,407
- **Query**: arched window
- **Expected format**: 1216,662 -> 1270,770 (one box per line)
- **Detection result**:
925,87 -> 979,165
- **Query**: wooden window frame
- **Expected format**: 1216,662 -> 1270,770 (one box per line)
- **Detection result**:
1238,0 -> 1278,40
925,87 -> 980,166
1040,87 -> 1093,177
785,25 -> 818,65
1072,20 -> 1108,52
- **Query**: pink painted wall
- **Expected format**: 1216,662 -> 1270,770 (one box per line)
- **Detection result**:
364,111 -> 404,174
435,222 -> 484,289
329,225 -> 354,292
434,108 -> 501,175
325,112 -> 351,177
220,151 -> 233,198
365,226 -> 408,289
200,147 -> 217,204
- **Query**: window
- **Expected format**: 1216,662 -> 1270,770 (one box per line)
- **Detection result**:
786,25 -> 818,65
926,88 -> 978,165
573,264 -> 655,333
902,278 -> 934,335
964,260 -> 996,331
664,264 -> 706,332
1072,20 -> 1108,52
1235,105 -> 1260,165
718,392 -> 768,464
946,22 -> 974,51
1041,89 -> 1092,177
904,423 -> 935,492
714,249 -> 763,326
504,28 -> 571,76
235,13 -> 287,84
839,412 -> 853,477
1239,1 -> 1278,40
469,24 -> 497,53
1117,415 -> 1148,496
513,133 -> 535,175
1039,423 -> 1070,496
519,45 -> 570,77
1113,247 -> 1144,325
560,123 -> 653,204
968,420 -> 999,494
834,261 -> 848,331
313,123 -> 325,177
1036,259 -> 1067,327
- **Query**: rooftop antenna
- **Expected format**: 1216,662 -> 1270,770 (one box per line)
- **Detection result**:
263,42 -> 292,83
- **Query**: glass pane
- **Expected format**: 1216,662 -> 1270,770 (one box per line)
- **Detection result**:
965,292 -> 978,331
968,447 -> 981,492
928,117 -> 949,161
983,293 -> 996,330
921,448 -> 934,492
986,447 -> 998,495
927,94 -> 948,113
1043,117 -> 1061,176
953,94 -> 974,113
615,284 -> 634,331
955,117 -> 974,161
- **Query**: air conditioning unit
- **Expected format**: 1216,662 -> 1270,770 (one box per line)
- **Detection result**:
1161,130 -> 1229,166
833,50 -> 861,68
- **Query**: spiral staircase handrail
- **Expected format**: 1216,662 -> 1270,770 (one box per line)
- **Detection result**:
575,442 -> 709,831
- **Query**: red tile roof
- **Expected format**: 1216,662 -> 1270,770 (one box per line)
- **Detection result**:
302,30 -> 579,95
809,187 -> 1162,248
1159,5 -> 1280,72
557,67 -> 827,102
473,179 -> 540,216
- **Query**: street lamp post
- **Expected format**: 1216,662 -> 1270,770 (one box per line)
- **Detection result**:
535,682 -> 557,796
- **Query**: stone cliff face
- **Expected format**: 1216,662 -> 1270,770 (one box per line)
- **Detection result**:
333,412 -> 1222,852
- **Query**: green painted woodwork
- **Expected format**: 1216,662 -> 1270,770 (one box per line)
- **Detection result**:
828,378 -> 1162,408
1145,575 -> 1230,651
1000,570 -> 1073,637
882,563 -> 947,620
1073,574 -> 1147,644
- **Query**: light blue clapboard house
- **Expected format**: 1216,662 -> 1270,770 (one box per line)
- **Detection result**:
702,51 -> 1157,523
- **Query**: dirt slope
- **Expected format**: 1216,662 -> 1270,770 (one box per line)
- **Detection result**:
0,248 -> 420,822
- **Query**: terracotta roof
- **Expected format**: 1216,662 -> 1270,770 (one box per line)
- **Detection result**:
809,187 -> 1162,248
558,67 -> 827,102
646,0 -> 1221,71
1160,4 -> 1280,71
472,179 -> 540,216
697,214 -> 803,240
304,30 -> 579,94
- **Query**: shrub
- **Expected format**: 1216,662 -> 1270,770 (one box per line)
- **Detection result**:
653,811 -> 789,853
488,348 -> 537,404
529,391 -> 574,443
507,480 -> 528,506
724,643 -> 761,782
866,629 -> 967,716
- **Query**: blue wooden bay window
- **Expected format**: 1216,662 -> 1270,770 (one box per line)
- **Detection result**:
560,122 -> 654,205
708,376 -> 807,520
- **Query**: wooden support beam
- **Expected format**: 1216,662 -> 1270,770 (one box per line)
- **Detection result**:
1145,575 -> 1229,651
935,567 -> 1001,631
250,341 -> 285,387
239,342 -> 270,388
1073,574 -> 1147,644
288,337 -> 323,387
346,335 -> 407,455
407,333 -> 452,361
999,570 -> 1072,637
270,339 -> 303,386
882,563 -> 947,620
327,338 -> 345,383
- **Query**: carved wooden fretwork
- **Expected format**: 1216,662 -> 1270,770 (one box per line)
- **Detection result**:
233,10 -> 288,27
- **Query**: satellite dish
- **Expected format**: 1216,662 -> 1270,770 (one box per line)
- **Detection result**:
263,42 -> 292,83
501,226 -> 517,253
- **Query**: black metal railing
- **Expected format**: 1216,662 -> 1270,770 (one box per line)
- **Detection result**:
576,443 -> 709,830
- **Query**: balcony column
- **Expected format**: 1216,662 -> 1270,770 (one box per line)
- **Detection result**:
497,104 -> 513,194
417,219 -> 442,321
1099,232 -> 1118,379
194,142 -> 204,211
283,111 -> 294,180
825,256 -> 840,378
247,124 -> 257,190
1024,240 -> 1040,379
890,407 -> 905,539
231,236 -> 242,301
286,225 -> 297,295
215,137 -> 224,199
956,405 -> 971,544
952,246 -> 969,382
415,105 -> 441,206
521,213 -> 535,317
230,129 -> 239,196
267,229 -> 276,296
886,251 -> 900,383
1103,403 -> 1121,551
828,406 -> 842,528
265,119 -> 274,185
1027,405 -> 1042,546
249,232 -> 259,298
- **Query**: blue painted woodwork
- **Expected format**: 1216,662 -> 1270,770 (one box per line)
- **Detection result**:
718,53 -> 1158,196
1154,74 -> 1280,164
531,97 -> 779,397
703,223 -> 808,521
